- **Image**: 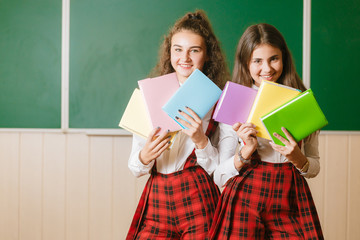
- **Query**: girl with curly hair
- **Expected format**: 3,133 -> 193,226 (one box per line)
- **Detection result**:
126,9 -> 230,240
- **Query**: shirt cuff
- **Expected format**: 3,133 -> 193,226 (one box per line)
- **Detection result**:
195,137 -> 216,159
214,156 -> 239,187
299,157 -> 320,178
132,151 -> 155,176
225,156 -> 240,176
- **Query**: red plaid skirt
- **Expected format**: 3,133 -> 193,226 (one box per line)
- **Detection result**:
209,161 -> 324,240
130,166 -> 220,239
127,117 -> 220,240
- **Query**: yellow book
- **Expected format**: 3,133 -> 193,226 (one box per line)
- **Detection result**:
119,88 -> 152,139
247,80 -> 301,139
119,88 -> 178,146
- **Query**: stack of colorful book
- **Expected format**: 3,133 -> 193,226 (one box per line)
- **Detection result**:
120,70 -> 328,146
213,80 -> 328,145
119,69 -> 222,139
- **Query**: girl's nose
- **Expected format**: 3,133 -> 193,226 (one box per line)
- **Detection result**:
181,51 -> 190,61
262,61 -> 271,72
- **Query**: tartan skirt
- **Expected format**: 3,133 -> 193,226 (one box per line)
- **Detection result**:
209,161 -> 324,240
127,166 -> 220,240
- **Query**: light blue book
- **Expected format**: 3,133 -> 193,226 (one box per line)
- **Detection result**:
162,69 -> 222,129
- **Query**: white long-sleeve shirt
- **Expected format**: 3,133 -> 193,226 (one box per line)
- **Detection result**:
214,122 -> 321,188
128,108 -> 231,177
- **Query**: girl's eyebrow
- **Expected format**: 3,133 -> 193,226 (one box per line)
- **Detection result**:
172,44 -> 203,49
189,46 -> 202,49
252,54 -> 280,59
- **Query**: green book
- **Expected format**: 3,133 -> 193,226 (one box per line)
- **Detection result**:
260,89 -> 328,146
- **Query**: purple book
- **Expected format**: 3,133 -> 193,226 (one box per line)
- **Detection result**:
213,81 -> 258,125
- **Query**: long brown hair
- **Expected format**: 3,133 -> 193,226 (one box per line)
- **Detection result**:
150,10 -> 229,89
232,23 -> 306,91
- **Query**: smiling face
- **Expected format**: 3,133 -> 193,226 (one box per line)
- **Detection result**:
248,43 -> 283,87
170,30 -> 207,84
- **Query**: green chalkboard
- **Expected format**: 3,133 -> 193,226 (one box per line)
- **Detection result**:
69,0 -> 303,128
2,0 -> 358,131
311,0 -> 360,131
0,0 -> 61,128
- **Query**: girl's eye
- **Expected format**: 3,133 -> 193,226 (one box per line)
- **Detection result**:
270,56 -> 279,62
174,48 -> 182,52
253,59 -> 261,64
191,49 -> 200,53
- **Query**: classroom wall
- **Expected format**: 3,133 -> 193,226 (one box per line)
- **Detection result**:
1,132 -> 360,240
1,0 -> 360,239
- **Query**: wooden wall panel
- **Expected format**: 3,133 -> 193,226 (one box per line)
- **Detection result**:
88,136 -> 113,240
66,134 -> 89,240
323,135 -> 349,239
348,135 -> 360,239
0,133 -> 20,240
113,136 -> 137,239
42,133 -> 66,240
0,132 -> 359,239
19,133 -> 43,240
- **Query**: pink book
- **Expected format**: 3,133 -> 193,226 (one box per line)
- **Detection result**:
138,73 -> 182,134
213,81 -> 258,125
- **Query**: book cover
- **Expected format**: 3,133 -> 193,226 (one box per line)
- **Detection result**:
119,88 -> 178,147
162,69 -> 222,129
247,80 -> 301,139
260,89 -> 328,146
213,81 -> 258,126
138,73 -> 182,134
119,88 -> 152,139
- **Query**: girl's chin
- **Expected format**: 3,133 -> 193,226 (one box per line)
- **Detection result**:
176,68 -> 193,76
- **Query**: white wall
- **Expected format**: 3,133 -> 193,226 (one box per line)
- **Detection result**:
0,132 -> 359,239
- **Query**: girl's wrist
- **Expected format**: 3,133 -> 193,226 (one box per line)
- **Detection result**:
291,156 -> 308,172
299,159 -> 310,173
241,144 -> 257,159
195,136 -> 208,149
234,154 -> 245,171
234,144 -> 256,171
139,151 -> 151,165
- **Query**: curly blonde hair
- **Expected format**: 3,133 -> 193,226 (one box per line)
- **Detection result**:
150,10 -> 229,89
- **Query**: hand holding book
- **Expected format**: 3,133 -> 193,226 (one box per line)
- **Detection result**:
175,106 -> 209,149
269,126 -> 310,170
139,127 -> 174,165
261,89 -> 328,146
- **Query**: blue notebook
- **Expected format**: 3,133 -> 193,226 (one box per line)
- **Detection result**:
162,69 -> 222,129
